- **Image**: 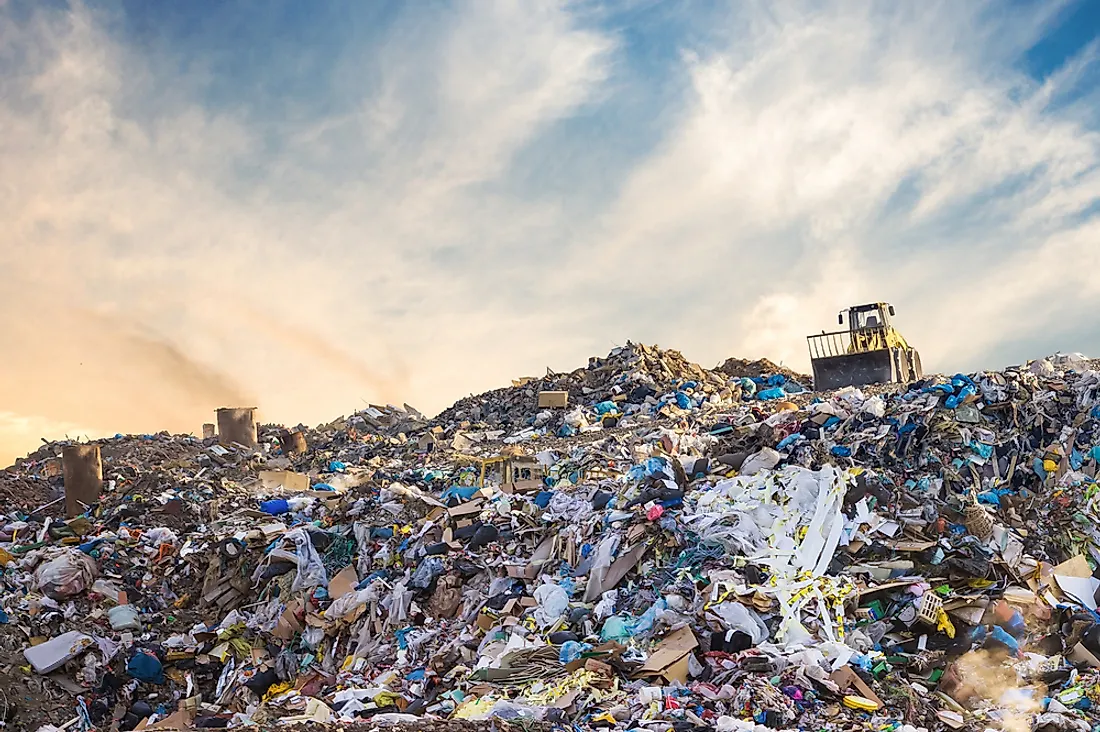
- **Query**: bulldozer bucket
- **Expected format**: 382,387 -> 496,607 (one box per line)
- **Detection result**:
811,349 -> 897,391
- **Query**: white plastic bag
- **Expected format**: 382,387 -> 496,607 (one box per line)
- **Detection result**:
740,448 -> 781,476
284,528 -> 327,592
709,601 -> 768,644
34,550 -> 98,600
532,583 -> 569,628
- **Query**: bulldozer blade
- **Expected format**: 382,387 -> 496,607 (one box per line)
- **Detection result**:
811,349 -> 897,391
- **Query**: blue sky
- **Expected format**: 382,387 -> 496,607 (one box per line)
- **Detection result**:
2,0 -> 1100,461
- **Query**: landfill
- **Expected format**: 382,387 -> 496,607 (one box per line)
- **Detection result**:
5,343 -> 1100,732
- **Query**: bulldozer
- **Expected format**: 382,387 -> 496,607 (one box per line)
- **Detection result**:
806,302 -> 922,391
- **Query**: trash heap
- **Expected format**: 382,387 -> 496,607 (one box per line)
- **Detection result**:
6,348 -> 1100,732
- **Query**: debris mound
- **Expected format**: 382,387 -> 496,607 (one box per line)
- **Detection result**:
4,351 -> 1100,732
716,356 -> 810,384
436,342 -> 728,432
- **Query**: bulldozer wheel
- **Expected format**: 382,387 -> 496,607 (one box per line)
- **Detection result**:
910,350 -> 923,379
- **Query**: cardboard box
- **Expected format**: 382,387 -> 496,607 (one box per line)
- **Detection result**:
538,391 -> 569,408
259,471 -> 310,493
632,626 -> 697,685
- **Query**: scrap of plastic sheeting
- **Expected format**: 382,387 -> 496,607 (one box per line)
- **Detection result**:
790,465 -> 848,576
370,713 -> 423,725
739,448 -> 781,476
708,601 -> 769,645
684,465 -> 848,577
862,396 -> 886,418
583,535 -> 621,602
284,528 -> 328,592
533,583 -> 570,628
383,582 -> 414,627
1053,555 -> 1100,611
593,590 -> 618,620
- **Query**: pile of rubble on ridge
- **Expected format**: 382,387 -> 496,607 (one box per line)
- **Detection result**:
714,357 -> 809,385
5,347 -> 1100,732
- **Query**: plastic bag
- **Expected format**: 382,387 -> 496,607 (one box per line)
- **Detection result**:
559,640 -> 591,663
563,408 -> 589,429
302,626 -> 325,650
410,557 -> 445,591
600,615 -> 632,642
740,448 -> 781,476
35,550 -> 98,600
109,605 -> 142,631
709,601 -> 768,644
142,527 -> 178,546
862,396 -> 886,418
533,583 -> 569,628
284,528 -> 327,592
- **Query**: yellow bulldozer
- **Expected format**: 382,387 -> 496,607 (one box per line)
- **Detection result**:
806,302 -> 922,391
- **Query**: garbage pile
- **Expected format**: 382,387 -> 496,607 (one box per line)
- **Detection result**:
6,347 -> 1100,732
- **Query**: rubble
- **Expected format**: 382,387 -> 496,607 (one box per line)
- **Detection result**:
5,347 -> 1100,732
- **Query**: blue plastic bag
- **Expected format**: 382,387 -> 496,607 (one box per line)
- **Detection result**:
757,387 -> 785,401
559,640 -> 592,663
260,499 -> 290,515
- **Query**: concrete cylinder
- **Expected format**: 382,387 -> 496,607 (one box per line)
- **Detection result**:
202,423 -> 216,440
279,430 -> 307,455
63,445 -> 102,518
217,407 -> 257,447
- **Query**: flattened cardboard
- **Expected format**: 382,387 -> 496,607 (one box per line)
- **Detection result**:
448,500 -> 484,518
1069,642 -> 1100,668
502,479 -> 542,495
830,666 -> 883,709
633,626 -> 697,684
259,471 -> 310,493
538,391 -> 569,409
564,641 -> 625,673
273,599 -> 304,640
507,536 -> 555,580
584,542 -> 647,602
328,565 -> 358,599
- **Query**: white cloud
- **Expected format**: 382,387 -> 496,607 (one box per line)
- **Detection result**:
576,1 -> 1100,374
2,0 -> 1100,464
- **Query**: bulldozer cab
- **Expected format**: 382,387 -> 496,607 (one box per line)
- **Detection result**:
807,302 -> 921,390
841,303 -> 893,329
839,303 -> 904,353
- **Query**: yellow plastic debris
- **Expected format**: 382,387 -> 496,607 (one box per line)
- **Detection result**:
843,694 -> 881,711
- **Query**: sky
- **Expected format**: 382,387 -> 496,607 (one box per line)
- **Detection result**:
2,0 -> 1100,464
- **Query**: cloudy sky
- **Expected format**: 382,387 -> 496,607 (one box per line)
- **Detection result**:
2,0 -> 1100,463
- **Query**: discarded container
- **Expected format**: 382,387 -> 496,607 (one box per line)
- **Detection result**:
280,429 -> 308,454
216,406 -> 257,447
538,391 -> 569,408
62,444 -> 102,518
